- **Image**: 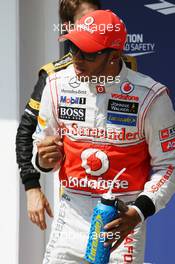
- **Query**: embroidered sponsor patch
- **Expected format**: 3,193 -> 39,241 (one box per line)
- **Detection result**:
59,106 -> 86,121
61,88 -> 87,95
161,138 -> 175,152
60,96 -> 86,105
150,165 -> 174,193
28,98 -> 40,110
69,76 -> 81,88
159,125 -> 175,141
107,113 -> 137,126
111,93 -> 139,102
108,99 -> 138,114
96,85 -> 106,94
120,82 -> 134,94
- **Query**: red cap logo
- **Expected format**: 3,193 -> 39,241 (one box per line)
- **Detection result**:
84,16 -> 94,26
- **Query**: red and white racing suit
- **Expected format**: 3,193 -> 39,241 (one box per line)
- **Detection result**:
32,62 -> 175,264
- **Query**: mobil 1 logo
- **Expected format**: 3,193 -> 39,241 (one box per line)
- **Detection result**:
60,96 -> 86,105
59,106 -> 86,121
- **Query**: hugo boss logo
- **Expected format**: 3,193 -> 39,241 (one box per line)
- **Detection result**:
59,106 -> 86,121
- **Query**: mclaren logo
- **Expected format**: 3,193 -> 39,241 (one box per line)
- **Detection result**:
144,0 -> 175,15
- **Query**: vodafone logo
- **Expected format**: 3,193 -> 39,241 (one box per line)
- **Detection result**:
96,85 -> 106,94
84,16 -> 94,26
81,149 -> 109,176
121,82 -> 134,94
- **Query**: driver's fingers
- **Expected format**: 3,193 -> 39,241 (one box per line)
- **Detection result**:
45,201 -> 53,218
38,210 -> 47,230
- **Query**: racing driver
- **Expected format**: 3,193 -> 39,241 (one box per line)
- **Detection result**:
15,0 -> 101,230
32,9 -> 175,264
16,0 -> 136,230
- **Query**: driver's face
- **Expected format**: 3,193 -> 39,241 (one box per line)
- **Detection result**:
72,50 -> 111,80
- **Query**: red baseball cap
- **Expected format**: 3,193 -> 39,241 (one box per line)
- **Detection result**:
60,10 -> 127,52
